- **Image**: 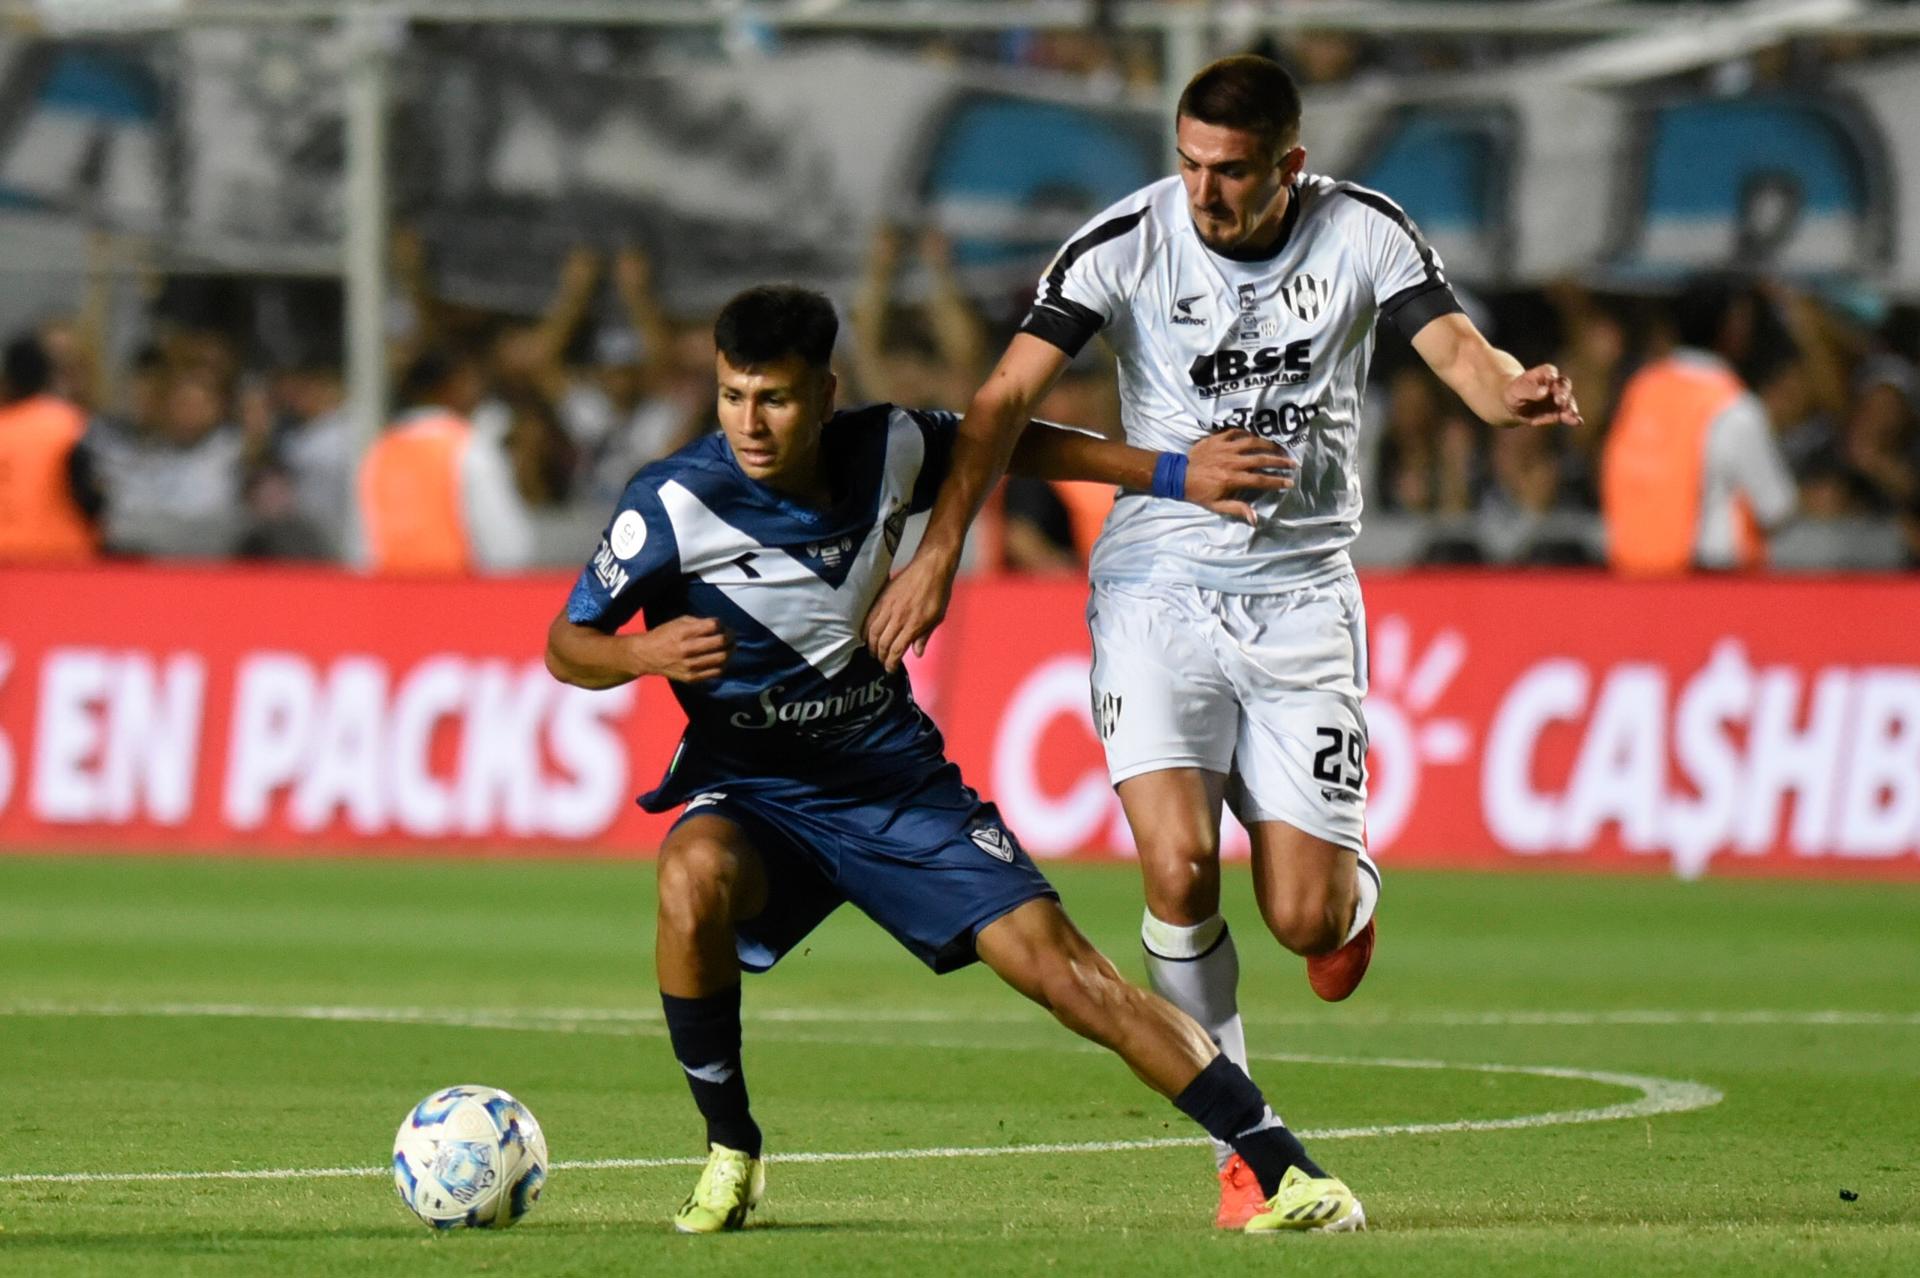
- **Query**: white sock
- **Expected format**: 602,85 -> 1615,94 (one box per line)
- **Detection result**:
1141,910 -> 1248,1171
1344,849 -> 1381,946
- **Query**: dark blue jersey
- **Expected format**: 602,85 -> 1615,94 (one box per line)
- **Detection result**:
565,403 -> 957,811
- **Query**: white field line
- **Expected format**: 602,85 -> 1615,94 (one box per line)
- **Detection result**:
0,1002 -> 1723,1187
2,1000 -> 1915,1029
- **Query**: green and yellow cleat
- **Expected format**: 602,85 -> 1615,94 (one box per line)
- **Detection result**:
672,1142 -> 766,1234
1243,1165 -> 1366,1235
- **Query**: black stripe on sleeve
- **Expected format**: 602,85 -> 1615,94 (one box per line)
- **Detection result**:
1380,279 -> 1463,341
1334,182 -> 1461,340
1018,207 -> 1149,357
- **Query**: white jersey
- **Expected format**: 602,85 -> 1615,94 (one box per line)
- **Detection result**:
1021,173 -> 1460,592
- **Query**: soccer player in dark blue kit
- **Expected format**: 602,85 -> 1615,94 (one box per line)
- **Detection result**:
545,285 -> 1364,1235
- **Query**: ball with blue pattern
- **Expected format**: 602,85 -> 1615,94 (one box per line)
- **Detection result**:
393,1085 -> 548,1229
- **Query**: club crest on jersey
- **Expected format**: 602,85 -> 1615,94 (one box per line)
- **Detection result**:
1281,274 -> 1330,324
1171,294 -> 1208,326
882,500 -> 908,556
969,824 -> 1015,862
805,536 -> 856,569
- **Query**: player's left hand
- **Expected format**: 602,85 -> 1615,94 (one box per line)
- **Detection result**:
1186,429 -> 1297,525
1504,364 -> 1583,428
864,548 -> 959,672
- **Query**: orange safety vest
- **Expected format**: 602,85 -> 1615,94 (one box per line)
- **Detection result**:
0,394 -> 98,563
1601,356 -> 1764,576
358,411 -> 473,575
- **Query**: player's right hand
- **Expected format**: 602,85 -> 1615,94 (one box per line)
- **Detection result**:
1186,429 -> 1297,525
636,617 -> 732,683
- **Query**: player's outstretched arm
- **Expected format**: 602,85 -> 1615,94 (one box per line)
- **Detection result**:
545,612 -> 731,690
1009,425 -> 1298,525
1411,312 -> 1582,430
864,333 -> 1070,671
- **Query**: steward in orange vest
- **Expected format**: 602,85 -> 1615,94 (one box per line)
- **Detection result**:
1600,281 -> 1795,575
358,351 -> 488,575
0,336 -> 102,562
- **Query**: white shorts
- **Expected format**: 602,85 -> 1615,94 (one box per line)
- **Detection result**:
1086,575 -> 1369,853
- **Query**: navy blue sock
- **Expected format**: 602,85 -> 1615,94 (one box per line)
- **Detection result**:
660,986 -> 761,1158
1172,1054 -> 1326,1196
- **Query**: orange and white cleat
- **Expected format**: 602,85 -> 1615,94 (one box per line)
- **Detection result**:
1306,915 -> 1375,1002
1214,1153 -> 1267,1229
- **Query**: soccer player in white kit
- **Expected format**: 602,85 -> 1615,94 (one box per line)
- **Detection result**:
867,54 -> 1583,1229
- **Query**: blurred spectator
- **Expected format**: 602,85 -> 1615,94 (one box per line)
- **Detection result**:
563,248 -> 709,502
1374,367 -> 1478,516
1541,283 -> 1637,507
499,386 -> 579,510
88,356 -> 249,559
472,246 -> 601,459
0,333 -> 103,563
357,349 -> 534,575
848,223 -> 989,411
1842,357 -> 1920,516
1601,277 -> 1796,574
244,359 -> 352,560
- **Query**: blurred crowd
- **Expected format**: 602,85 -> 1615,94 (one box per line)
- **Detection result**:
4,220 -> 1916,575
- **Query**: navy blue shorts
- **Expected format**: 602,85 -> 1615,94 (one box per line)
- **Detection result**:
664,762 -> 1056,975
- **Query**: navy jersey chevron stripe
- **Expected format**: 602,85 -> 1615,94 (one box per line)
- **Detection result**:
566,404 -> 958,809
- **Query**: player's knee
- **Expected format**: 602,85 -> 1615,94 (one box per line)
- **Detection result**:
1262,893 -> 1344,957
1138,851 -> 1219,923
656,839 -> 741,935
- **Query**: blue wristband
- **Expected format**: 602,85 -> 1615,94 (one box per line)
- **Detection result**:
1151,452 -> 1188,500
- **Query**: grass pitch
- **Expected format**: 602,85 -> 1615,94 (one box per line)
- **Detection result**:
1,857 -> 1915,1276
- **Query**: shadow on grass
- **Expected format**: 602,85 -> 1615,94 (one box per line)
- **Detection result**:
0,1217 -> 898,1250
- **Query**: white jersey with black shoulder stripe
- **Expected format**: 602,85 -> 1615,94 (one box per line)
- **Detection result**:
1020,173 -> 1461,592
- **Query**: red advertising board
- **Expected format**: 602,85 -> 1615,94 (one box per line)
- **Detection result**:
2,564 -> 1917,878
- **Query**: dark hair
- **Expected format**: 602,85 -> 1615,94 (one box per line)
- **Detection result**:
1671,275 -> 1745,352
1176,55 -> 1303,152
396,348 -> 472,407
2,334 -> 53,402
714,285 -> 838,371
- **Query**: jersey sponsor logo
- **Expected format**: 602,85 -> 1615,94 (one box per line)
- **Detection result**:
1171,294 -> 1208,326
1281,273 -> 1330,323
1187,340 -> 1312,399
610,509 -> 647,560
591,540 -> 631,595
727,673 -> 894,732
1208,399 -> 1327,442
969,823 -> 1015,862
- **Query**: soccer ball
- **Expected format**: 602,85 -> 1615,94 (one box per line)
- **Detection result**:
392,1085 -> 549,1230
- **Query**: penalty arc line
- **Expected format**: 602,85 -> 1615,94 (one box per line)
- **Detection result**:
0,1004 -> 1722,1188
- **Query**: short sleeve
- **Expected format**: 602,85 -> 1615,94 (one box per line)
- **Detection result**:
1018,207 -> 1150,358
1339,186 -> 1463,341
1710,394 -> 1798,527
564,476 -> 681,633
906,408 -> 959,514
